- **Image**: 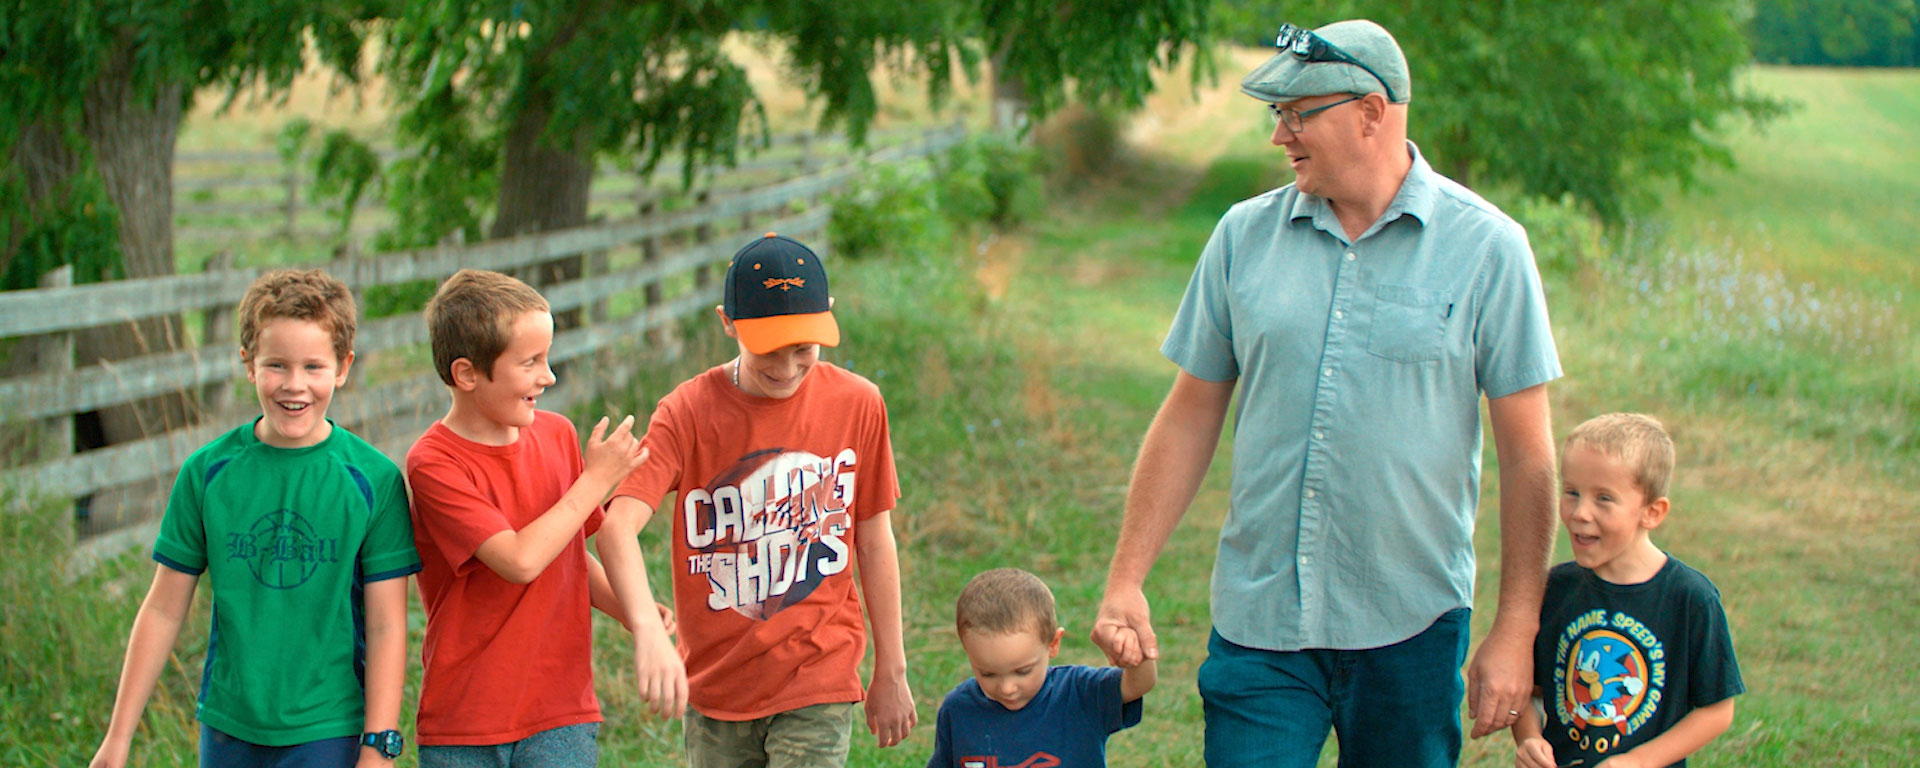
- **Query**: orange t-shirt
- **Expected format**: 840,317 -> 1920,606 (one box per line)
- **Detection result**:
406,411 -> 603,745
614,362 -> 901,720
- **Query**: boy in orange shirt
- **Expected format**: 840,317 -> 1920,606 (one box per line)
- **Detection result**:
405,269 -> 656,766
599,233 -> 914,766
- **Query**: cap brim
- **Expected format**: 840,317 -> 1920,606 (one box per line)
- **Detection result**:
732,311 -> 840,355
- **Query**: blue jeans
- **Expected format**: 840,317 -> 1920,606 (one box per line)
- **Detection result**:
1198,608 -> 1472,768
199,724 -> 359,768
417,722 -> 600,768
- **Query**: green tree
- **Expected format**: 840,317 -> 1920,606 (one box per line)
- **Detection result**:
375,0 -> 1211,259
1214,1 -> 1786,225
1,1 -> 378,445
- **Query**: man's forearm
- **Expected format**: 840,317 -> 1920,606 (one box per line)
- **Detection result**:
1108,372 -> 1233,589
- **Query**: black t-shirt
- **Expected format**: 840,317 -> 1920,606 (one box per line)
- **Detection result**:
1534,556 -> 1745,768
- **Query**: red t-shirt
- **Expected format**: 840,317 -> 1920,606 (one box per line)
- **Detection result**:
406,410 -> 603,745
614,361 -> 901,720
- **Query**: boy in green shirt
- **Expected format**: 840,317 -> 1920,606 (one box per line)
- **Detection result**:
91,269 -> 422,768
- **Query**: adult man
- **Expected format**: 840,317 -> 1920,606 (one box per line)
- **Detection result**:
1090,19 -> 1561,767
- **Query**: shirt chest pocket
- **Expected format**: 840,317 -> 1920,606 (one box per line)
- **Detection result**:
1366,284 -> 1452,363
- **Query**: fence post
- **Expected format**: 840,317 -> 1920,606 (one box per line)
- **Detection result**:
283,167 -> 300,240
694,190 -> 715,292
200,251 -> 237,420
37,266 -> 75,462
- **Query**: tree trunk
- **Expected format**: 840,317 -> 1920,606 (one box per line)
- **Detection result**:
74,30 -> 194,449
491,89 -> 593,330
990,45 -> 1030,136
1,121 -> 86,277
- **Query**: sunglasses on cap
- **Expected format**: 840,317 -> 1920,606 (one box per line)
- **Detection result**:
1274,23 -> 1400,104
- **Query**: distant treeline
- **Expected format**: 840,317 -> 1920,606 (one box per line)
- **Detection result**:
1749,0 -> 1919,67
1215,0 -> 1919,69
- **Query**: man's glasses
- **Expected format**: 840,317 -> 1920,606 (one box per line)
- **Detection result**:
1267,95 -> 1362,133
1274,23 -> 1399,104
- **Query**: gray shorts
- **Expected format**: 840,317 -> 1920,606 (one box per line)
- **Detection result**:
418,722 -> 599,768
683,702 -> 856,768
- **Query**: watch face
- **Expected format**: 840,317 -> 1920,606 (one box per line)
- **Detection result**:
366,730 -> 403,758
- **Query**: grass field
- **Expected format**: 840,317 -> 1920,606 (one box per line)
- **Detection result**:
3,58 -> 1915,767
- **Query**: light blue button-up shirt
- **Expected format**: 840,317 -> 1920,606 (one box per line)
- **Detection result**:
1163,142 -> 1561,651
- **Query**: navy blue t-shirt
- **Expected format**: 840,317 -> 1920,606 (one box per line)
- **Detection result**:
1534,556 -> 1744,767
928,665 -> 1144,768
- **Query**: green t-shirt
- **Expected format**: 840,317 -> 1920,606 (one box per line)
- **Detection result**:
153,418 -> 420,746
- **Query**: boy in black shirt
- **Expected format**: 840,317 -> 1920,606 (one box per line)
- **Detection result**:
1514,413 -> 1744,768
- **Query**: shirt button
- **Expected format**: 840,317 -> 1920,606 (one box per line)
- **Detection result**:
1345,252 -> 1356,261
1323,367 -> 1334,377
1334,310 -> 1345,320
1313,430 -> 1324,440
1305,488 -> 1317,499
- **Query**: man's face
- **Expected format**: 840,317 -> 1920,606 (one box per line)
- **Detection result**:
1269,93 -> 1367,199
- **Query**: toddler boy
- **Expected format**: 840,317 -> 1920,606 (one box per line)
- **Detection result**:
928,568 -> 1154,768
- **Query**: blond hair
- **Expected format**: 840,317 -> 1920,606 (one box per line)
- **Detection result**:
237,269 -> 357,363
424,269 -> 550,385
1564,412 -> 1675,501
956,568 -> 1058,641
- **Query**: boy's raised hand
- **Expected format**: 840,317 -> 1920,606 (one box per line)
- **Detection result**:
583,415 -> 647,489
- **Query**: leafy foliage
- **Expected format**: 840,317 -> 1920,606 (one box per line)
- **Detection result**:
936,134 -> 1046,229
310,129 -> 382,241
1212,1 -> 1788,225
973,0 -> 1214,117
0,0 -> 383,285
828,158 -> 951,261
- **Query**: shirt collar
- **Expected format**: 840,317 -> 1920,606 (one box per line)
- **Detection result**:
1288,140 -> 1439,236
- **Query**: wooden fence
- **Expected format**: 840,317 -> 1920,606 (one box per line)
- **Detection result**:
173,129 -> 900,245
1,122 -> 966,573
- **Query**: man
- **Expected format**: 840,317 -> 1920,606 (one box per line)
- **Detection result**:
1090,19 -> 1561,767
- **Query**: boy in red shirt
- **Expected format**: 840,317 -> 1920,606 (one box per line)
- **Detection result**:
599,233 -> 915,766
405,270 -> 655,766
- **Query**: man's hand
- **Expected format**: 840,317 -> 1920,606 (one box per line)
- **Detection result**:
1468,622 -> 1534,738
1091,586 -> 1159,667
582,415 -> 647,488
863,669 -> 916,748
1514,736 -> 1556,768
633,624 -> 687,719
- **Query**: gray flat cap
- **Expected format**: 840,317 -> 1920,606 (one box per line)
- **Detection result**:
1241,19 -> 1412,105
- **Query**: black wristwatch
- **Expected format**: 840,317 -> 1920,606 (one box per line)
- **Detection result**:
362,729 -> 404,759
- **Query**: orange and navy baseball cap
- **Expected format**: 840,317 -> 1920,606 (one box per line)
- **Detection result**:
723,233 -> 840,355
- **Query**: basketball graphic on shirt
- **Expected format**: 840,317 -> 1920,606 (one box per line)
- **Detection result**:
685,447 -> 855,620
1563,628 -> 1650,733
234,508 -> 340,589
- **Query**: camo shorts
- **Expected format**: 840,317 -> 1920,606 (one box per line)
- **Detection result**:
684,701 -> 856,768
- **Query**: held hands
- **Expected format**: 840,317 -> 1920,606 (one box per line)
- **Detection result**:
583,415 -> 647,489
1091,587 -> 1159,668
1468,622 -> 1534,738
1514,736 -> 1556,768
864,670 -> 916,748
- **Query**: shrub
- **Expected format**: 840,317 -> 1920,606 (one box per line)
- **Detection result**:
1511,193 -> 1605,278
827,157 -> 950,260
937,135 -> 1045,230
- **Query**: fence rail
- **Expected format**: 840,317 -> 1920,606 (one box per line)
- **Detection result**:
2,122 -> 965,562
